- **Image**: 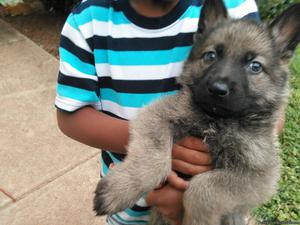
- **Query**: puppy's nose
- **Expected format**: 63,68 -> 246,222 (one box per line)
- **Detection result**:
208,81 -> 229,97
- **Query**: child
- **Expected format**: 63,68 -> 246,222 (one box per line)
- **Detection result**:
55,0 -> 261,224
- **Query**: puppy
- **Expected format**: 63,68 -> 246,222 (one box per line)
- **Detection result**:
94,1 -> 300,224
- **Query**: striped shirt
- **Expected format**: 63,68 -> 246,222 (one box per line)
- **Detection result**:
55,0 -> 260,224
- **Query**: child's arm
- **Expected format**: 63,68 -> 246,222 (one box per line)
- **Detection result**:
57,106 -> 129,154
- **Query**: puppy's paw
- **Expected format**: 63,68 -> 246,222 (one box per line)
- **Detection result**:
94,162 -> 150,216
94,177 -> 120,215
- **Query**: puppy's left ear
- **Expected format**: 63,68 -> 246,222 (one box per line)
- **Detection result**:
197,0 -> 228,34
269,4 -> 300,61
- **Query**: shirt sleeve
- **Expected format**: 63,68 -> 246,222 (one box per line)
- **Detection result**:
55,9 -> 101,112
225,0 -> 261,22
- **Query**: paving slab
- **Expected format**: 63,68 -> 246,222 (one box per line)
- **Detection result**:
90,217 -> 107,225
0,193 -> 11,209
0,21 -> 58,97
0,20 -> 24,44
0,18 -> 100,213
0,85 -> 100,208
0,156 -> 106,225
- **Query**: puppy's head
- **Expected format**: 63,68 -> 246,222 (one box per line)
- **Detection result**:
181,0 -> 300,119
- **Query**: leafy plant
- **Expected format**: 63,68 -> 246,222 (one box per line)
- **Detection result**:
254,2 -> 300,220
252,46 -> 300,223
258,0 -> 300,21
0,0 -> 23,6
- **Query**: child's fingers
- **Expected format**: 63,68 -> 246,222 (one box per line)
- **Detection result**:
172,159 -> 213,176
172,144 -> 212,166
167,171 -> 189,191
176,136 -> 208,152
145,191 -> 156,206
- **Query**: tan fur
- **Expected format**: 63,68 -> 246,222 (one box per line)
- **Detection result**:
94,1 -> 300,225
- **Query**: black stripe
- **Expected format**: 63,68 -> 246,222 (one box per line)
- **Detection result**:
191,0 -> 203,6
102,151 -> 126,163
87,33 -> 194,51
101,151 -> 114,167
102,110 -> 128,121
99,77 -> 180,93
120,0 -> 192,29
60,35 -> 95,64
110,152 -> 126,161
131,204 -> 151,212
73,0 -> 202,15
58,72 -> 99,94
242,12 -> 261,23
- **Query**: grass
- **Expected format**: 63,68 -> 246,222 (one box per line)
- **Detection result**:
252,46 -> 300,223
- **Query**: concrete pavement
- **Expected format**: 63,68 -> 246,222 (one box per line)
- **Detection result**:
0,19 -> 105,225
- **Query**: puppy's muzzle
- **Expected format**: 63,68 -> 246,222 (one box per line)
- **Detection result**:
208,81 -> 229,97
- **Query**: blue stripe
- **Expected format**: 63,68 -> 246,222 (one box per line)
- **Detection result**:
100,88 -> 177,108
70,0 -> 248,27
107,152 -> 122,163
107,217 -> 120,225
113,214 -> 148,224
57,84 -> 99,103
100,158 -> 109,175
124,208 -> 150,217
60,48 -> 96,75
180,5 -> 201,19
68,0 -> 249,28
224,0 -> 246,9
72,6 -> 131,26
66,14 -> 79,30
94,46 -> 192,66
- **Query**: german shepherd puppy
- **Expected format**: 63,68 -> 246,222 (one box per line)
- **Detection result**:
94,0 -> 300,224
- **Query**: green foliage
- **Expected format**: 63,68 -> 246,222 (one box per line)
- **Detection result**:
254,1 -> 300,220
258,0 -> 300,21
40,0 -> 81,13
0,0 -> 23,6
252,46 -> 300,223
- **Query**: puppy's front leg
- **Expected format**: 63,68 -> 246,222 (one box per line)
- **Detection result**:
94,93 -> 191,215
94,112 -> 173,215
182,169 -> 275,225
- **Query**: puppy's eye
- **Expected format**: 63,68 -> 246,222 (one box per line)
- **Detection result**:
248,61 -> 263,74
203,51 -> 217,64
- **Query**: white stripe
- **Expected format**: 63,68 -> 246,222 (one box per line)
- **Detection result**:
80,17 -> 199,39
116,211 -> 149,222
61,22 -> 93,53
228,0 -> 258,19
135,197 -> 148,207
55,94 -> 102,112
96,62 -> 184,80
101,100 -> 139,120
60,61 -> 98,81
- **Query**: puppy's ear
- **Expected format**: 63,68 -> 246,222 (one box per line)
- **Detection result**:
197,0 -> 228,34
269,4 -> 300,61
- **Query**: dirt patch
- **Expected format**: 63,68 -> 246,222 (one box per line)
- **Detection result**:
1,11 -> 67,58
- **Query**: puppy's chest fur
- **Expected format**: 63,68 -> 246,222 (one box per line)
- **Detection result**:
172,109 -> 274,170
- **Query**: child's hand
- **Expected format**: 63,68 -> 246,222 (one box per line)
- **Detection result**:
146,137 -> 213,225
172,136 -> 213,176
146,183 -> 184,225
